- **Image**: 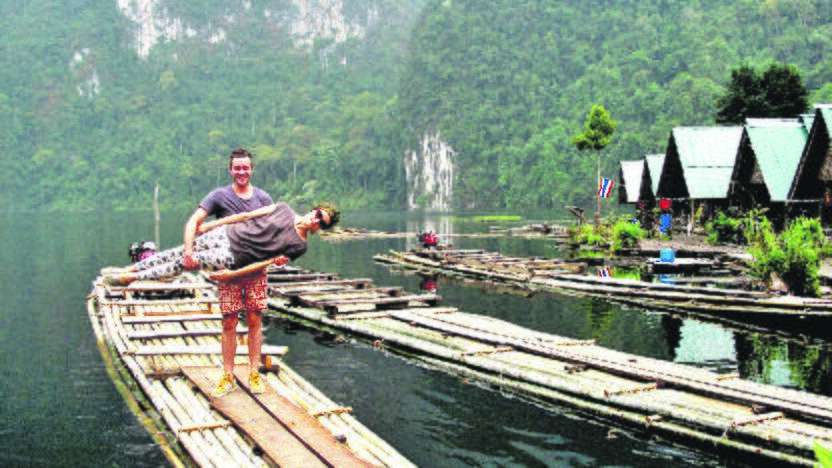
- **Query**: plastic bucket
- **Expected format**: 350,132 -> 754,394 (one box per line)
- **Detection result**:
659,274 -> 676,285
660,249 -> 675,263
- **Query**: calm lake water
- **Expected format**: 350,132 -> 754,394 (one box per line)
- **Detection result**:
1,209 -> 830,467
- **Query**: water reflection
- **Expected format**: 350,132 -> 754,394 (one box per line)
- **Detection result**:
578,298 -> 618,341
420,278 -> 439,293
673,320 -> 737,373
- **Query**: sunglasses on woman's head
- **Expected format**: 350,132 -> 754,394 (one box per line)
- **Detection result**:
315,209 -> 331,230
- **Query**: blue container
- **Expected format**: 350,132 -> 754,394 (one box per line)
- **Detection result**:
659,274 -> 676,285
660,249 -> 675,263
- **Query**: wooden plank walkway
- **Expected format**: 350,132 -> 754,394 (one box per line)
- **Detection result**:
265,266 -> 832,466
184,366 -> 372,467
89,271 -> 413,468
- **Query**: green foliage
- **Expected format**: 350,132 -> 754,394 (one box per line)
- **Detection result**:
611,267 -> 641,281
466,215 -> 523,222
572,104 -> 617,152
0,0 -> 425,211
714,62 -> 810,124
815,441 -> 832,468
748,216 -> 824,298
611,220 -> 644,251
706,212 -> 743,245
567,224 -> 604,245
567,220 -> 629,248
3,1 -> 832,212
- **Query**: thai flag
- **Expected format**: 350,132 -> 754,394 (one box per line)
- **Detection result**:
598,266 -> 611,277
598,178 -> 614,198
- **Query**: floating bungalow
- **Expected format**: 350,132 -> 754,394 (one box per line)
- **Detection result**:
790,105 -> 832,224
730,118 -> 809,228
656,126 -> 744,221
621,105 -> 832,228
619,155 -> 664,209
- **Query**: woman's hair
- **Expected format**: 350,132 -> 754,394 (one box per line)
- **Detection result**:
313,202 -> 341,230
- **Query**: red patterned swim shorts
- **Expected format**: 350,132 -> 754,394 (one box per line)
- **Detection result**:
217,269 -> 268,315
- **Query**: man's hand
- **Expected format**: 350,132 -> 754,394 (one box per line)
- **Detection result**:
182,251 -> 200,270
273,256 -> 289,267
209,269 -> 234,281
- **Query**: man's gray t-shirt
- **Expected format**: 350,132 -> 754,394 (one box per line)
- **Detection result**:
226,202 -> 307,268
200,185 -> 273,219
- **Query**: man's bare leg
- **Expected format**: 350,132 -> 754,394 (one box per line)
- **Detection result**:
246,309 -> 265,393
221,313 -> 239,375
246,309 -> 263,370
211,312 -> 240,397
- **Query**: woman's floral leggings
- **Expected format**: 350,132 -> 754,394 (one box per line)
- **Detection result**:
132,226 -> 236,281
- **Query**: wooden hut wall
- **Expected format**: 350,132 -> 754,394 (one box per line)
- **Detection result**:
617,165 -> 629,203
730,131 -> 771,211
638,162 -> 655,205
791,109 -> 832,226
656,136 -> 689,200
792,110 -> 830,201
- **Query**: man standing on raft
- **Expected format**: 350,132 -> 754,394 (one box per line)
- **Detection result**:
183,148 -> 273,397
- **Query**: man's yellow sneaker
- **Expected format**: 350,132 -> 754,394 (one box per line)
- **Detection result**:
211,373 -> 236,398
249,371 -> 265,394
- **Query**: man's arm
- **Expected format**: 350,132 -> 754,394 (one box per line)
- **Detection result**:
197,203 -> 277,234
208,255 -> 289,281
183,207 -> 209,270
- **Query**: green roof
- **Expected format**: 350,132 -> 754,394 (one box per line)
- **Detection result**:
671,126 -> 743,199
821,107 -> 832,134
800,113 -> 815,130
645,154 -> 664,196
745,123 -> 808,201
619,160 -> 644,203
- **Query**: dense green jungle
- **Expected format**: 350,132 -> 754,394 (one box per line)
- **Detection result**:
2,0 -> 832,212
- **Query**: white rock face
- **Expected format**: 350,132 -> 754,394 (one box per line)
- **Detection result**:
70,48 -> 100,97
116,0 -> 185,58
405,131 -> 454,210
289,0 -> 373,47
116,0 -> 377,58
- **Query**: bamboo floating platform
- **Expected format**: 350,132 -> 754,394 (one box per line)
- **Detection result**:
373,249 -> 832,336
88,272 -> 413,468
321,227 -> 566,241
265,266 -> 832,466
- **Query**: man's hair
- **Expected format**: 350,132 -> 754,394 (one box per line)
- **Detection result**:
312,202 -> 341,230
228,148 -> 253,167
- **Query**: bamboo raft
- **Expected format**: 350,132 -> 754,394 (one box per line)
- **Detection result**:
263,266 -> 832,465
373,249 -> 832,336
88,271 -> 413,467
321,227 -> 566,241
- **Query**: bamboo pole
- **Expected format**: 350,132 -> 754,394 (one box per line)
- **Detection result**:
86,299 -> 188,467
166,378 -> 259,467
98,300 -> 214,466
154,179 -> 160,248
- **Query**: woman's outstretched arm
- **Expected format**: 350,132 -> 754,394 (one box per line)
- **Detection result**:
197,203 -> 277,234
208,255 -> 289,281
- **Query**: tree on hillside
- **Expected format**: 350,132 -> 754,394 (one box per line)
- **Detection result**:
715,62 -> 809,124
572,104 -> 617,225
